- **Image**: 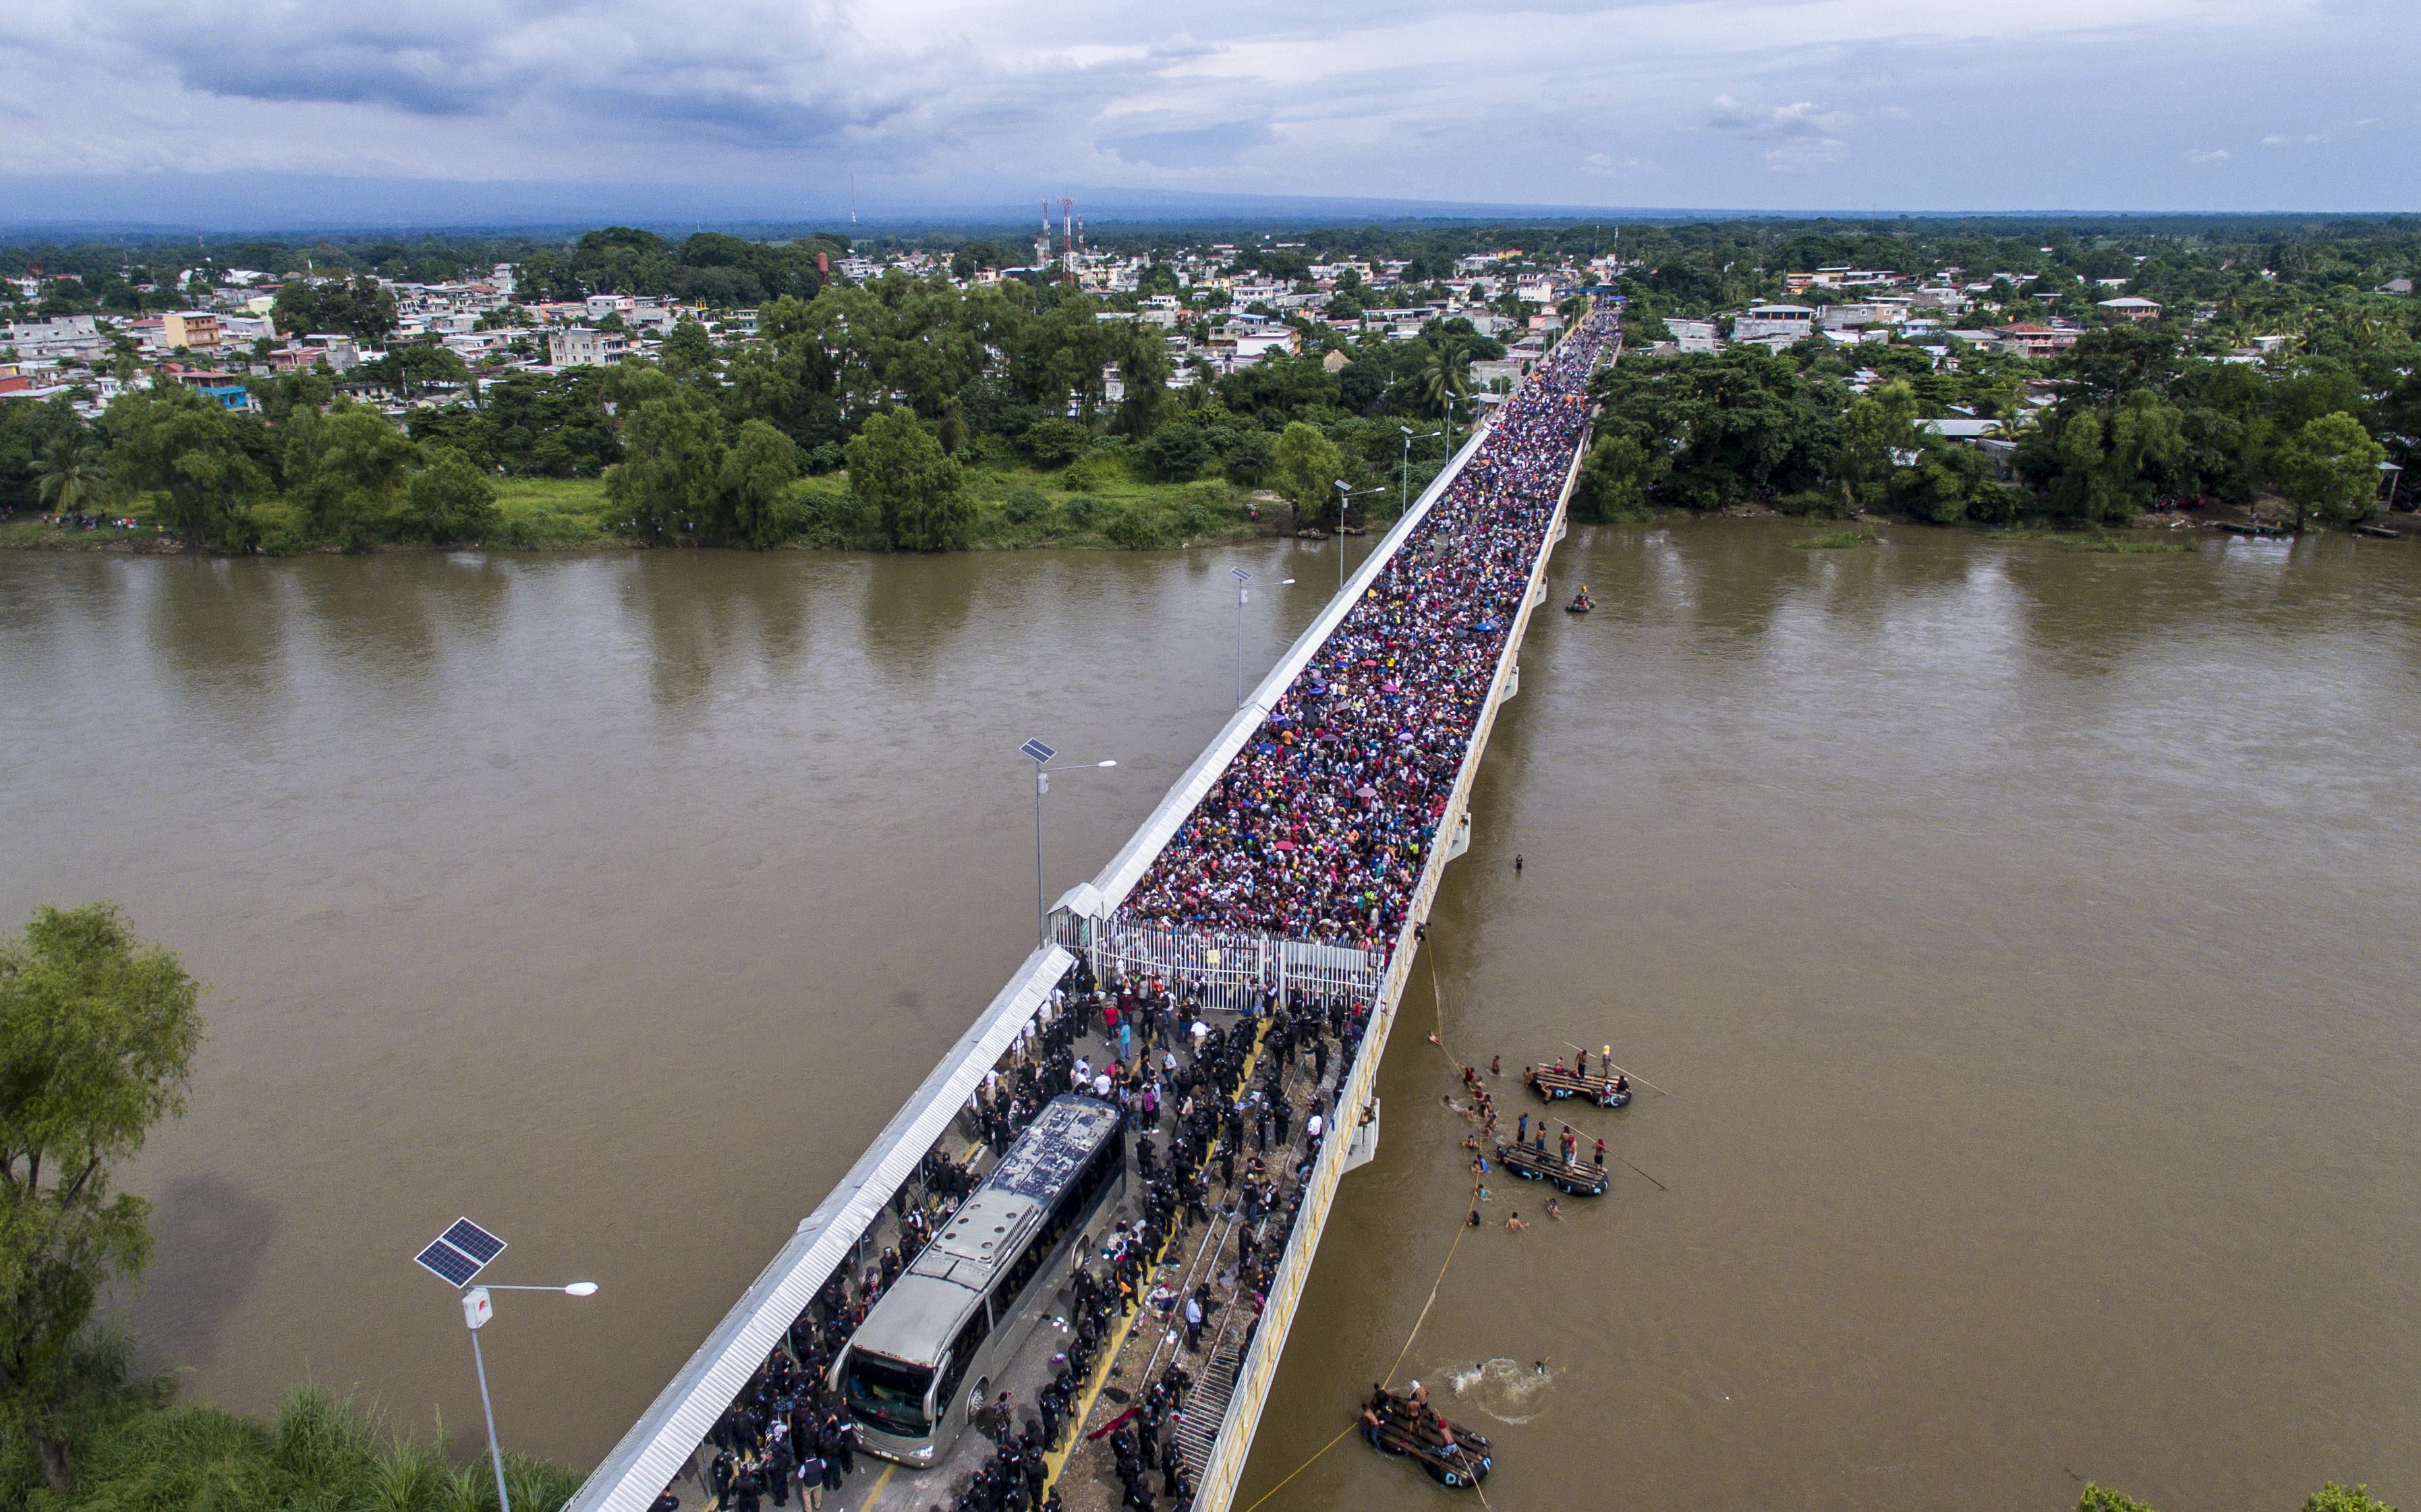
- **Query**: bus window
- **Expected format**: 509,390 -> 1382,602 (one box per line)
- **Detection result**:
843,1350 -> 934,1437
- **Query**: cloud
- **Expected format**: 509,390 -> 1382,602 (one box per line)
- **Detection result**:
1105,121 -> 1274,170
1705,94 -> 1851,172
2262,117 -> 2383,148
0,0 -> 2409,215
2182,148 -> 2231,163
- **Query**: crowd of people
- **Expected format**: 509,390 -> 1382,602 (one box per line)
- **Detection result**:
1120,306 -> 1623,952
662,952 -> 1379,1512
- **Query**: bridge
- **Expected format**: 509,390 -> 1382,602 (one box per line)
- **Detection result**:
565,302 -> 1621,1512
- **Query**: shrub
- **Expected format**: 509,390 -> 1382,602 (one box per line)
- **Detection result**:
1103,500 -> 1179,550
1222,429 -> 1276,487
1060,494 -> 1102,529
791,486 -> 883,548
1135,425 -> 1214,483
1022,417 -> 1091,469
1174,494 -> 1220,537
1773,490 -> 1851,518
1002,486 -> 1050,525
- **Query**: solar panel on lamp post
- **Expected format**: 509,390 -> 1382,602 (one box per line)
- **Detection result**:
414,1219 -> 596,1512
1021,739 -> 1116,948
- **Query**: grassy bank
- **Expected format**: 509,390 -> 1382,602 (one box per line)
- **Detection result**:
2,1383 -> 577,1512
1985,529 -> 2192,554
0,455 -> 1290,556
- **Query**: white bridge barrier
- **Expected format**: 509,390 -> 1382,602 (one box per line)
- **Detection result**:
1049,916 -> 1384,1008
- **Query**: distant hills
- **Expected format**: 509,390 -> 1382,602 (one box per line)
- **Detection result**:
1,172 -> 2407,240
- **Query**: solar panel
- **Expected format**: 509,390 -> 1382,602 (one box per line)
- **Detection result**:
441,1218 -> 507,1264
1020,738 -> 1056,764
416,1239 -> 484,1287
414,1218 -> 507,1287
1230,566 -> 1251,581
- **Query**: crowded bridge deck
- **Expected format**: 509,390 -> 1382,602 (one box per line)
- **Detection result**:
563,300 -> 1623,1512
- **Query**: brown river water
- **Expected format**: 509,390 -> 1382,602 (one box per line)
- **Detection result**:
5,521 -> 2419,1511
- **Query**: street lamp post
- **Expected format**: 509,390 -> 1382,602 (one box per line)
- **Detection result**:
1332,481 -> 1386,591
1228,566 -> 1294,707
1019,739 -> 1116,947
414,1221 -> 596,1512
1232,566 -> 1251,705
1398,426 -> 1439,517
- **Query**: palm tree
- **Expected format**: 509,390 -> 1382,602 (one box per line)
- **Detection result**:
1419,337 -> 1471,444
31,438 -> 109,519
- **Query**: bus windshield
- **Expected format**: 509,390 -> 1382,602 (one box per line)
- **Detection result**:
843,1350 -> 934,1438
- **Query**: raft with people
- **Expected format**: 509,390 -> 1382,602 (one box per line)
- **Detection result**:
1564,585 -> 1594,614
1493,1139 -> 1610,1196
1358,1385 -> 1493,1488
1522,1060 -> 1632,1107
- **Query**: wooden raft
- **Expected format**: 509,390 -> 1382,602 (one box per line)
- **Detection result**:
1359,1389 -> 1493,1488
1522,1065 -> 1632,1107
1494,1140 -> 1610,1196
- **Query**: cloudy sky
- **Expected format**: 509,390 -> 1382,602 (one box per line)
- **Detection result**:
2,0 -> 2415,223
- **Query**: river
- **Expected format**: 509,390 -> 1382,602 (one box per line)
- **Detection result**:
5,521 -> 2418,1511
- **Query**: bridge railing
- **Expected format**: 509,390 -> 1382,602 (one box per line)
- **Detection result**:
1050,912 -> 1384,1010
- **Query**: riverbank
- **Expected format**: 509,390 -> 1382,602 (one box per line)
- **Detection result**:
0,464 -> 1294,556
3,1379 -> 580,1512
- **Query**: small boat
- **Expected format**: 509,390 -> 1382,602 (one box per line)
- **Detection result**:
1523,1064 -> 1632,1107
1564,589 -> 1594,614
1494,1140 -> 1609,1196
1357,1388 -> 1492,1488
1298,527 -> 1332,542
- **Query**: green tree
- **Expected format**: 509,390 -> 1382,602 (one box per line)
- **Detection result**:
2273,411 -> 2386,529
362,340 -> 469,401
659,318 -> 716,384
1892,442 -> 2010,525
846,409 -> 971,552
1134,424 -> 1214,483
299,406 -> 416,551
1838,380 -> 1920,507
103,387 -> 266,550
30,437 -> 110,518
1574,433 -> 1660,522
1272,421 -> 1346,526
1022,418 -> 1091,469
605,393 -> 727,542
716,419 -> 799,550
1417,339 -> 1472,436
403,447 -> 499,544
2302,1484 -> 2396,1512
0,902 -> 203,1492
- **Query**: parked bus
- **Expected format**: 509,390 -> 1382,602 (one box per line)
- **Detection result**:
832,1095 -> 1129,1467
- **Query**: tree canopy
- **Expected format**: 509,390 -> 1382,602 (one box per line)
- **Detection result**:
0,903 -> 202,1492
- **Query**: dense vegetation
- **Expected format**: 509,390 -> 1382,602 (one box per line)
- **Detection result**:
4,216 -> 2414,552
1574,324 -> 2405,528
0,272 -> 1490,554
1574,219 -> 2416,528
2076,1483 -> 2393,1512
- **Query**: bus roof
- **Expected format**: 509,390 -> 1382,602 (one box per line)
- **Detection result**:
847,1097 -> 1122,1370
990,1097 -> 1122,1200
